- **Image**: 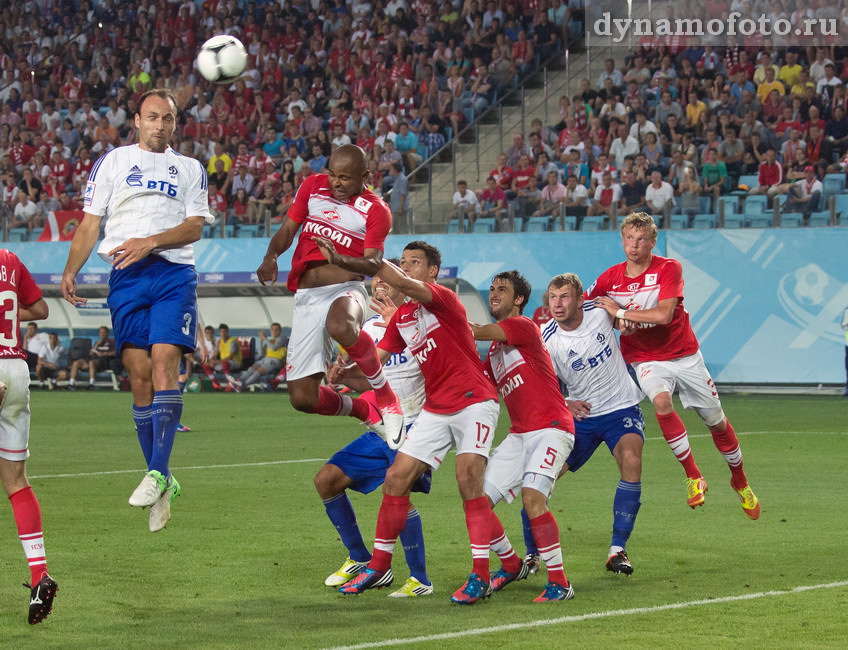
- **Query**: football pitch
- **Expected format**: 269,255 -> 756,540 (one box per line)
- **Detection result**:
1,391 -> 846,647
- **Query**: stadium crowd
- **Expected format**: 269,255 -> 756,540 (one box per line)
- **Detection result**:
456,41 -> 848,229
0,0 -> 572,239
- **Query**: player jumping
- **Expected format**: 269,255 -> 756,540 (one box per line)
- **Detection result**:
61,89 -> 214,531
255,144 -> 404,447
527,273 -> 645,575
0,249 -> 58,623
330,242 -> 501,604
470,271 -> 576,602
590,213 -> 760,518
317,269 -> 432,597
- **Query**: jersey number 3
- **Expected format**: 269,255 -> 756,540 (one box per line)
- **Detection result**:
0,291 -> 18,347
181,313 -> 192,336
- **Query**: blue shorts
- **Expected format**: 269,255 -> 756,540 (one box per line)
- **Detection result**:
107,256 -> 198,354
566,405 -> 645,473
328,429 -> 432,495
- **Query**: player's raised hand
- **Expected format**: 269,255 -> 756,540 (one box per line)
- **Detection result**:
369,291 -> 398,327
565,399 -> 592,420
256,256 -> 279,285
60,272 -> 87,306
109,238 -> 156,270
593,296 -> 620,317
312,236 -> 341,265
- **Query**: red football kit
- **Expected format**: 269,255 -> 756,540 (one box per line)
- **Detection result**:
585,255 -> 699,364
287,173 -> 392,292
379,283 -> 497,414
484,316 -> 574,434
0,251 -> 42,360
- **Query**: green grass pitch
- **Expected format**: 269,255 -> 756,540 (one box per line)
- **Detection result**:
1,391 -> 846,647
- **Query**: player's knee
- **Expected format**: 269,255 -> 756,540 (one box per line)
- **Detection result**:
325,317 -> 358,347
620,452 -> 642,481
697,407 -> 726,428
652,392 -> 674,414
313,465 -> 342,499
289,389 -> 317,413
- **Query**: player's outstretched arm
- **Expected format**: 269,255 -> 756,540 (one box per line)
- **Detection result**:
375,260 -> 433,304
257,217 -> 300,285
595,296 -> 677,326
61,212 -> 103,306
312,236 -> 383,277
469,322 -> 507,342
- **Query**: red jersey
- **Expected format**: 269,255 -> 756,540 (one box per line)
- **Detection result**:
50,159 -> 71,182
0,251 -> 42,360
287,174 -> 391,292
484,316 -> 574,434
531,305 -> 550,327
585,255 -> 699,363
379,283 -> 497,414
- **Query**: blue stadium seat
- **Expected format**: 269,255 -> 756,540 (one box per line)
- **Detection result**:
747,214 -> 773,228
824,173 -> 846,191
472,217 -> 496,233
839,214 -> 848,227
445,219 -> 459,233
692,214 -> 717,229
743,195 -> 768,216
723,215 -> 745,228
510,217 -> 524,232
580,216 -> 606,231
237,224 -> 261,238
779,213 -> 804,227
718,196 -> 740,215
834,193 -> 848,216
808,212 -> 831,227
524,216 -> 550,232
669,214 -> 690,229
550,216 -> 577,231
699,196 -> 713,214
6,228 -> 28,242
736,174 -> 758,190
773,194 -> 788,211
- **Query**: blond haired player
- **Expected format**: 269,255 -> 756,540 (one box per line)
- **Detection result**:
589,213 -> 760,518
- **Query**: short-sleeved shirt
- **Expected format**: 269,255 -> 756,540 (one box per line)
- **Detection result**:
484,316 -> 574,434
378,283 -> 497,413
286,173 -> 392,292
702,161 -> 727,186
0,250 -> 42,360
85,145 -> 214,266
585,255 -> 699,363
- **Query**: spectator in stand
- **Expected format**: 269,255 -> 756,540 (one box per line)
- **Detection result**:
208,182 -> 228,228
423,120 -> 446,157
23,322 -> 49,370
531,291 -> 551,327
68,326 -> 119,391
387,163 -> 410,233
562,174 -> 589,217
784,165 -> 823,215
609,123 -> 640,171
505,133 -> 531,168
589,171 -> 620,219
36,333 -> 67,389
13,192 -> 41,234
248,184 -> 281,227
701,148 -> 728,209
479,176 -> 507,223
201,324 -> 243,391
750,149 -> 784,197
452,179 -> 482,229
645,170 -> 675,222
533,171 -> 567,217
618,170 -> 647,215
511,154 -> 539,216
232,323 -> 287,392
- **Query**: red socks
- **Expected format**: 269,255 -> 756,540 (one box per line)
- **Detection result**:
490,510 -> 522,573
656,411 -> 702,479
313,385 -> 374,424
345,331 -> 395,408
9,487 -> 47,584
464,496 -> 493,582
711,420 -> 748,489
530,510 -> 568,587
369,494 -> 410,572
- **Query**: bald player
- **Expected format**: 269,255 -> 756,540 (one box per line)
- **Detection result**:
256,145 -> 404,446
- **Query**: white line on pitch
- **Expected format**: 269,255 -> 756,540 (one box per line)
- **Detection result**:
28,458 -> 325,480
327,580 -> 848,650
26,430 -> 846,481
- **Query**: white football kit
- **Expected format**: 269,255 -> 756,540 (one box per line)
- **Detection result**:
542,305 -> 643,415
84,144 -> 214,266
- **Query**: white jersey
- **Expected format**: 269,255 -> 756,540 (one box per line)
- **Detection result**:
363,315 -> 425,427
541,305 -> 643,417
84,144 -> 214,266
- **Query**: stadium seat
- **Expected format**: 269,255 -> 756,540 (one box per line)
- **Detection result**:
824,173 -> 846,192
692,214 -> 717,229
839,213 -> 848,227
718,196 -> 740,215
472,217 -> 496,233
6,228 -> 28,242
524,216 -> 550,232
833,193 -> 848,216
445,219 -> 460,233
779,213 -> 804,227
773,194 -> 788,211
746,214 -> 773,228
669,214 -> 690,229
736,175 -> 758,191
743,195 -> 768,216
236,224 -> 261,238
723,215 -> 745,228
579,216 -> 606,231
808,211 -> 831,227
699,196 -> 713,214
202,225 -> 214,238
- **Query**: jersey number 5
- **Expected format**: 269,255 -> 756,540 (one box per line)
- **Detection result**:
540,446 -> 558,469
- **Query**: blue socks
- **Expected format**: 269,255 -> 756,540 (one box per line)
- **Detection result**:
399,507 -> 429,586
178,380 -> 186,393
149,390 -> 182,477
611,480 -> 642,551
323,493 -> 371,564
132,404 -> 153,466
521,508 -> 538,555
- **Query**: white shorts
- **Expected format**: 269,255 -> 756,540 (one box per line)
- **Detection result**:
632,350 -> 722,411
399,400 -> 500,470
286,281 -> 368,382
484,428 -> 574,504
0,358 -> 32,462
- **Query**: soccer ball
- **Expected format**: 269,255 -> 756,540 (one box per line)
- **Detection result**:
196,35 -> 248,84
